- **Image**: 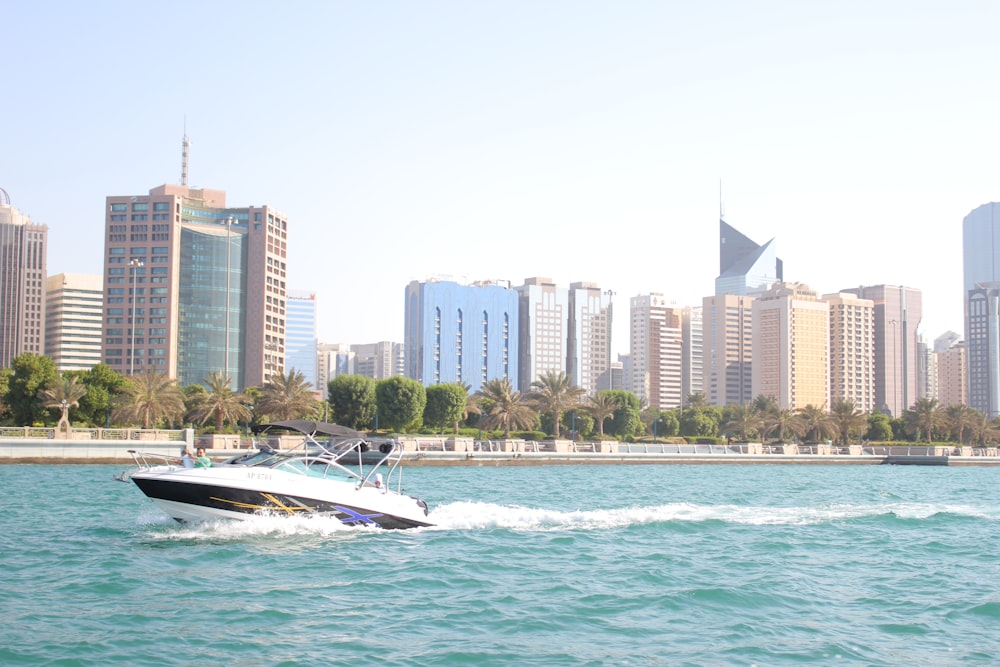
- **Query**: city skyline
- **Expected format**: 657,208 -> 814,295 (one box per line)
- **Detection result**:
6,3 -> 1000,355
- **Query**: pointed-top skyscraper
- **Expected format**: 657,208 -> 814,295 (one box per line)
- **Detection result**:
716,220 -> 782,296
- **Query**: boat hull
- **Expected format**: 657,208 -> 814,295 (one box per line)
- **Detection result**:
130,468 -> 432,529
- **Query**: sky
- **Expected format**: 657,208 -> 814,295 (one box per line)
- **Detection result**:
5,1 -> 1000,357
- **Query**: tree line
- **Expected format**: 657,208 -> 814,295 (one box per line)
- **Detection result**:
0,354 -> 993,445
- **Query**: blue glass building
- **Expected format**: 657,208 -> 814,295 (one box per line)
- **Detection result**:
404,279 -> 519,394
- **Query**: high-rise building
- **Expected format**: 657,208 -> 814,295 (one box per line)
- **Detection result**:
101,184 -> 288,389
841,285 -> 922,417
916,334 -> 937,402
629,294 -> 683,410
45,274 -> 104,371
752,282 -> 829,411
681,306 -> 703,404
716,220 -> 782,296
0,189 -> 47,367
515,277 -> 568,392
823,291 -> 875,413
963,202 -> 1000,416
317,342 -> 354,398
567,281 -> 613,396
935,332 -> 966,409
286,291 -> 318,393
702,293 -> 754,407
404,278 -> 519,393
352,341 -> 403,380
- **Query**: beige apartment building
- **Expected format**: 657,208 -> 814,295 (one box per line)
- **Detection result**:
630,294 -> 683,410
0,189 -> 47,367
824,292 -> 876,413
45,273 -> 104,371
936,335 -> 966,409
702,294 -> 754,407
752,283 -> 829,411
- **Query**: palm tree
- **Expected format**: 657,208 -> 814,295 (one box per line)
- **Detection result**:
475,377 -> 536,439
255,369 -> 318,422
797,404 -> 835,443
751,394 -> 779,417
586,392 -> 619,437
186,371 -> 253,432
456,382 -> 482,434
970,410 -> 1000,446
762,408 -> 805,443
944,404 -> 978,445
685,392 -> 709,409
721,402 -> 762,441
829,398 -> 868,445
528,370 -> 585,438
903,398 -> 943,442
40,375 -> 88,436
113,372 -> 186,429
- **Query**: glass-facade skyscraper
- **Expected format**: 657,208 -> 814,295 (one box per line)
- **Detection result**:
404,278 -> 519,394
101,184 -> 288,390
963,202 -> 1000,416
285,291 -> 319,392
0,189 -> 47,367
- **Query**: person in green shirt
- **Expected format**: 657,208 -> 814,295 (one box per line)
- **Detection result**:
194,447 -> 212,468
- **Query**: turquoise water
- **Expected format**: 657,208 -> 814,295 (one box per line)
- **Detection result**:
2,463 -> 999,666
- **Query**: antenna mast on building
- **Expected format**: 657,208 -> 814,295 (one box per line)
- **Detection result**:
0,187 -> 9,206
181,121 -> 192,186
719,179 -> 725,221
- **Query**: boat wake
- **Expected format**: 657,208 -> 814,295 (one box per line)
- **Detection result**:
135,500 -> 999,539
425,500 -> 1000,531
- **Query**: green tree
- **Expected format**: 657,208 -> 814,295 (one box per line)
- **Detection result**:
186,371 -> 252,432
376,376 -> 427,432
829,398 -> 868,445
944,404 -> 978,444
0,367 -> 10,423
797,404 -> 835,443
684,392 -> 708,409
721,402 -> 763,441
903,398 -> 943,442
762,408 -> 804,443
76,364 -> 128,427
113,372 -> 186,429
679,407 -> 720,438
256,369 -> 317,422
585,391 -> 619,437
865,412 -> 893,441
458,382 -> 482,433
327,375 -> 377,429
603,390 -> 643,440
6,353 -> 58,425
528,371 -> 586,438
424,383 -> 467,434
475,377 -> 536,438
39,375 -> 88,435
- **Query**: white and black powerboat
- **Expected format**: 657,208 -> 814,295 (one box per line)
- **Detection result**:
118,420 -> 433,529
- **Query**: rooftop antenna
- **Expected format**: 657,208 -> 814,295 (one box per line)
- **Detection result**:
719,179 -> 725,221
181,120 -> 191,187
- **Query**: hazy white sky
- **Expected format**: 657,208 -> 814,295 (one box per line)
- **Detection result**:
5,1 -> 999,356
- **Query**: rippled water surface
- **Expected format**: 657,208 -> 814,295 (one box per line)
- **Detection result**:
3,463 -> 999,666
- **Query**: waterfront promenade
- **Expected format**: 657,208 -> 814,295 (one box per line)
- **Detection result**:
2,427 -> 999,466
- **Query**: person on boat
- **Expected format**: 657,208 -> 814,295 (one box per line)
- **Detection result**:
194,447 -> 212,468
181,448 -> 196,468
374,473 -> 385,493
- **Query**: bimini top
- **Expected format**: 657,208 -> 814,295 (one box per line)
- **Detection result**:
251,420 -> 362,439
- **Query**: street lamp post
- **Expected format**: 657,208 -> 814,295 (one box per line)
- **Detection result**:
129,259 -> 144,375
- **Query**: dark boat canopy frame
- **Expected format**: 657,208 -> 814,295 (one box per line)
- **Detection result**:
251,420 -> 362,439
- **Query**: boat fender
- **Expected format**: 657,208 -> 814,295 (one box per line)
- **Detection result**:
379,443 -> 392,454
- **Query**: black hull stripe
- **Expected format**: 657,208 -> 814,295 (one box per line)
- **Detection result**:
133,478 -> 431,530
